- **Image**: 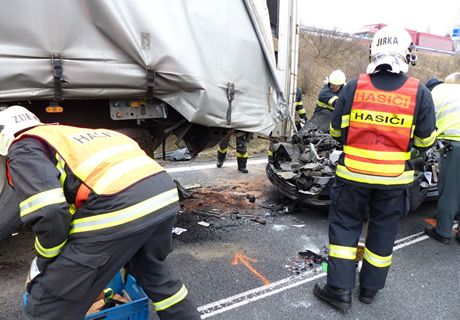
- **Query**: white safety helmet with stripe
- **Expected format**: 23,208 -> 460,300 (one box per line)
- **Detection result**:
0,105 -> 42,155
367,26 -> 417,74
328,70 -> 347,86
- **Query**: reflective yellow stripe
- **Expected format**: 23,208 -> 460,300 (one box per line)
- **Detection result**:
344,157 -> 404,175
92,155 -> 154,194
343,145 -> 410,161
329,244 -> 357,260
267,150 -> 273,157
329,126 -> 341,138
328,96 -> 338,106
73,144 -> 138,180
217,146 -> 227,154
55,153 -> 67,186
295,101 -> 303,106
35,237 -> 67,258
296,108 -> 306,115
413,130 -> 436,148
153,285 -> 188,311
20,188 -> 67,217
341,115 -> 350,128
55,154 -> 77,215
336,165 -> 414,185
236,152 -> 248,158
69,188 -> 179,234
363,247 -> 392,268
350,110 -> 413,128
316,100 -> 334,110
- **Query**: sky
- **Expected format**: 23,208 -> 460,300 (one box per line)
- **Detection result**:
298,0 -> 460,37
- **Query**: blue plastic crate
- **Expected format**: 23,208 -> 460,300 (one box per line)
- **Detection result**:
24,272 -> 149,320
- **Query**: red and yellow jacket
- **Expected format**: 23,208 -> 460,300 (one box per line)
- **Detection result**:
330,73 -> 436,187
7,124 -> 178,268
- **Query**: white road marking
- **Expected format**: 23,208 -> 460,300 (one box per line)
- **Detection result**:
198,230 -> 436,318
165,158 -> 268,173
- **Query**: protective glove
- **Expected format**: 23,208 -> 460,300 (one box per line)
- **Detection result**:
25,257 -> 41,293
29,257 -> 41,281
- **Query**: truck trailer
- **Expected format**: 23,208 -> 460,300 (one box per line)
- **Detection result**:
0,0 -> 300,238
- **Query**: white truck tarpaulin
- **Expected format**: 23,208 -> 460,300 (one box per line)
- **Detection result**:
0,0 -> 286,135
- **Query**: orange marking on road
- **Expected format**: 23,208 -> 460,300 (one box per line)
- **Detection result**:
423,218 -> 437,227
232,253 -> 270,286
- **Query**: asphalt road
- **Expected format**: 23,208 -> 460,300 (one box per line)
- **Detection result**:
1,156 -> 459,320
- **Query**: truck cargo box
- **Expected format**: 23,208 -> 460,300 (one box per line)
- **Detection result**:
0,0 -> 287,136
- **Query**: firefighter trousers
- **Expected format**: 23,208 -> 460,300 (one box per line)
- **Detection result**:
217,132 -> 250,158
327,180 -> 406,291
24,216 -> 201,320
435,141 -> 460,238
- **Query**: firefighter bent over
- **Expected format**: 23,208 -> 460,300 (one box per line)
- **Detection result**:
0,106 -> 201,320
313,26 -> 436,311
216,130 -> 252,173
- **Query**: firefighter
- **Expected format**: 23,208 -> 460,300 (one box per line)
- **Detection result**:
0,106 -> 201,320
295,87 -> 307,130
424,76 -> 460,244
216,130 -> 252,173
310,69 -> 346,132
313,26 -> 436,310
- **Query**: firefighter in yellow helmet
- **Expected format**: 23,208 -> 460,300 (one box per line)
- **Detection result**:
0,106 -> 201,320
313,26 -> 436,310
310,69 -> 346,132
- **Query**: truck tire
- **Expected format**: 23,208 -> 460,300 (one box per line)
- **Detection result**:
0,156 -> 21,240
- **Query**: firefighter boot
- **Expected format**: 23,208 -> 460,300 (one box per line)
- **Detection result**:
217,151 -> 226,168
313,283 -> 351,311
359,287 -> 378,304
237,157 -> 249,173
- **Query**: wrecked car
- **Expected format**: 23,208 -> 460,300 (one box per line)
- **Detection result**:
266,121 -> 439,212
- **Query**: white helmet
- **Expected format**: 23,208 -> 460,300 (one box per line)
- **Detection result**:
366,26 -> 417,74
0,105 -> 42,155
328,70 -> 347,86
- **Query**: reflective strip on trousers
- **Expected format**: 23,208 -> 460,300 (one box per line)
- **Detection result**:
329,244 -> 357,260
35,237 -> 67,258
20,188 -> 67,217
217,146 -> 228,154
153,285 -> 188,311
363,247 -> 392,268
69,188 -> 179,234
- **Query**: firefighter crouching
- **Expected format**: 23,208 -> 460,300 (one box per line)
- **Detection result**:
313,26 -> 437,311
0,106 -> 201,320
